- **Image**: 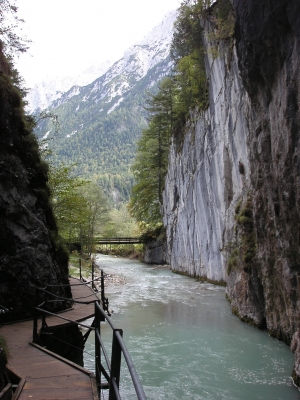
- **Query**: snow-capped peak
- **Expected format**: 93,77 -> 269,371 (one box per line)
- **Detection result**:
27,10 -> 177,113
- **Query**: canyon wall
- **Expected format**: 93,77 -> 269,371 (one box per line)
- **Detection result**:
163,0 -> 300,383
0,45 -> 71,322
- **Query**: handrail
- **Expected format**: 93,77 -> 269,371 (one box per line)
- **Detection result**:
114,330 -> 147,400
94,302 -> 147,400
32,273 -> 146,399
35,307 -> 97,330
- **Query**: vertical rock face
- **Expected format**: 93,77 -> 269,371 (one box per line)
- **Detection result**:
227,0 -> 300,339
144,239 -> 167,265
0,47 -> 71,322
163,0 -> 300,383
163,25 -> 251,282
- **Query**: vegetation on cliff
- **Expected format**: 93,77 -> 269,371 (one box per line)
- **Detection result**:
129,0 -> 234,228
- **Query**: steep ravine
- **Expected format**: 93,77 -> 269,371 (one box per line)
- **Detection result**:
163,0 -> 300,384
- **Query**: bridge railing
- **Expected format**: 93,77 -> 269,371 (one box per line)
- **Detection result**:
95,237 -> 143,244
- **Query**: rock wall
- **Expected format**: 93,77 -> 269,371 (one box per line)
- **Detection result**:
163,0 -> 300,383
0,45 -> 71,322
144,239 -> 167,265
163,21 -> 251,282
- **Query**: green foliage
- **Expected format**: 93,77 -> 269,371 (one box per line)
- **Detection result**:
171,0 -> 212,63
48,164 -> 109,254
34,58 -> 171,206
140,224 -> 166,244
0,0 -> 30,56
175,49 -> 208,112
77,183 -> 110,254
103,204 -> 140,238
48,164 -> 87,243
129,78 -> 175,226
209,0 -> 235,41
206,0 -> 235,59
226,197 -> 256,275
171,0 -> 209,123
129,1 -> 213,227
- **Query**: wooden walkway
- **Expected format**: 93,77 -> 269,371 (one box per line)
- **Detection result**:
0,278 -> 99,400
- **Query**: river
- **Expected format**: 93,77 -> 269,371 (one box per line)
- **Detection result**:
83,254 -> 299,400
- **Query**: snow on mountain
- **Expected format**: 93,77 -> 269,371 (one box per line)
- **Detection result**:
26,60 -> 113,112
28,10 -> 177,113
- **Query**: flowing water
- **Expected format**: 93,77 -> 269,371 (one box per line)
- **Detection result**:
83,254 -> 299,400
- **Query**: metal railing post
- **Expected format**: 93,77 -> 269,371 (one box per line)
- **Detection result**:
95,301 -> 101,394
109,329 -> 123,400
79,258 -> 82,281
92,261 -> 95,291
101,269 -> 104,303
33,307 -> 38,343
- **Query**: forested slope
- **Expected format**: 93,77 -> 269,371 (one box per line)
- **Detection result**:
34,13 -> 176,204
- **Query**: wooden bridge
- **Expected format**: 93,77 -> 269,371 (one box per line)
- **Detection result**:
95,237 -> 143,245
0,273 -> 146,400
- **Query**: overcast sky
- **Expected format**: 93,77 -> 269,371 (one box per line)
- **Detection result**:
15,0 -> 181,87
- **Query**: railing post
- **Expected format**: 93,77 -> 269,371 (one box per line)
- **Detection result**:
41,290 -> 48,330
79,258 -> 82,281
95,301 -> 101,395
33,308 -> 38,343
100,269 -> 109,312
92,261 -> 96,291
109,329 -> 123,400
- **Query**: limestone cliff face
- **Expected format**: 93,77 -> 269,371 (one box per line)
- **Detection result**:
0,47 -> 71,322
163,0 -> 300,383
163,23 -> 251,282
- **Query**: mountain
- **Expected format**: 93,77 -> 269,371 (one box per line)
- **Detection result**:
26,61 -> 113,112
34,11 -> 176,205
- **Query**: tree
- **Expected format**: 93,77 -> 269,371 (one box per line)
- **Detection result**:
103,204 -> 140,238
171,0 -> 209,113
48,164 -> 110,255
0,0 -> 30,56
129,0 -> 215,228
48,164 -> 88,249
77,183 -> 109,255
129,78 -> 175,226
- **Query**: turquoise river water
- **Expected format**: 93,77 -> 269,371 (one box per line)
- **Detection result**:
83,254 -> 300,400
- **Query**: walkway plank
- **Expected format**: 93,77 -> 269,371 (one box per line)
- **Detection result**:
0,277 -> 100,400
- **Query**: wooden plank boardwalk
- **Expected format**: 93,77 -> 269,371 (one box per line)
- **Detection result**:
0,278 -> 99,400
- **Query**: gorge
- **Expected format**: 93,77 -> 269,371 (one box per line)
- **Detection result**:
1,0 -> 300,395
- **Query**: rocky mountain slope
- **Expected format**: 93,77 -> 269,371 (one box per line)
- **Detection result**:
26,61 -> 113,113
34,11 -> 176,203
162,0 -> 300,384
